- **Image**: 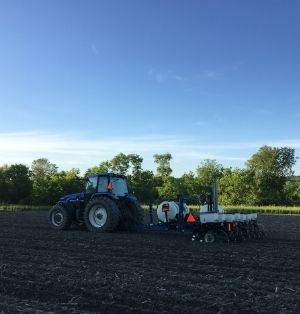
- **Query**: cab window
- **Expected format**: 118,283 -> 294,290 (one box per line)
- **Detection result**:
86,176 -> 97,193
111,177 -> 128,196
98,176 -> 109,193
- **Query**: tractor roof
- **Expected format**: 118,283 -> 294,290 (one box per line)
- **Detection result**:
88,172 -> 127,179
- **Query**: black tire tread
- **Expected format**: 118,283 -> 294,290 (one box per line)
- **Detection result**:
118,199 -> 144,231
84,197 -> 120,232
48,204 -> 72,230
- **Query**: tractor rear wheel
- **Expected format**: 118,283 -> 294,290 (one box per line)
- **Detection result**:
48,204 -> 72,230
117,200 -> 144,231
84,197 -> 120,232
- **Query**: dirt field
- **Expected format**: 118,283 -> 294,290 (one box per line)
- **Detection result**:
0,212 -> 299,314
258,214 -> 300,241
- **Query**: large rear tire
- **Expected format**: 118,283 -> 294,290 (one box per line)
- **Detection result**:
84,197 -> 120,232
48,204 -> 72,230
117,200 -> 144,231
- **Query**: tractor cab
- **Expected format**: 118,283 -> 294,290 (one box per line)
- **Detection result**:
85,173 -> 129,198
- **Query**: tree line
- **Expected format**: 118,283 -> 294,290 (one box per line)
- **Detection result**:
0,145 -> 299,206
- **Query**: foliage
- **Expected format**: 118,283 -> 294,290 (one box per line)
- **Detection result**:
0,164 -> 32,204
0,204 -> 49,211
178,172 -> 202,200
156,176 -> 180,201
85,161 -> 112,175
47,169 -> 84,205
219,168 -> 256,205
30,159 -> 83,205
246,146 -> 297,205
128,170 -> 158,203
284,179 -> 300,206
31,158 -> 59,205
196,159 -> 223,193
153,153 -> 172,177
0,146 -> 300,207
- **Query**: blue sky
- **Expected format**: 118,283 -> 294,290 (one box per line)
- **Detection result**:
0,0 -> 300,176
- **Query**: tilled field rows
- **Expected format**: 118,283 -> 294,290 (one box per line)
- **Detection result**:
258,214 -> 300,240
0,212 -> 299,313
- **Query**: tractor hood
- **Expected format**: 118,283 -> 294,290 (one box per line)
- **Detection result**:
60,192 -> 83,202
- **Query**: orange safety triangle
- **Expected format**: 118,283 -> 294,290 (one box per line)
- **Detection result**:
186,213 -> 196,223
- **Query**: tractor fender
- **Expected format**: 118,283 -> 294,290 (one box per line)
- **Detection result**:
90,192 -> 118,201
58,201 -> 76,220
124,194 -> 138,202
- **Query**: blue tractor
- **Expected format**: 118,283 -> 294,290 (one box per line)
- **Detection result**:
48,173 -> 143,232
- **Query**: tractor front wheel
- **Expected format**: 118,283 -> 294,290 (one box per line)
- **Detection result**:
48,204 -> 72,230
84,197 -> 120,232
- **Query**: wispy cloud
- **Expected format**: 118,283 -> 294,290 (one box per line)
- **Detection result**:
226,61 -> 245,71
170,74 -> 186,82
90,43 -> 99,56
195,116 -> 224,127
148,68 -> 186,84
0,131 -> 299,175
200,70 -> 222,80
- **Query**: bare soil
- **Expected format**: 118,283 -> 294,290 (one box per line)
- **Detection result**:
0,212 -> 299,313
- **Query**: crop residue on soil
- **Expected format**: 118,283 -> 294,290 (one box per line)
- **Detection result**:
0,212 -> 299,313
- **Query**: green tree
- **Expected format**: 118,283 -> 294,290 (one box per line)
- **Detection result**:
85,161 -> 112,176
128,170 -> 158,203
31,158 -> 58,177
283,177 -> 300,205
0,164 -> 32,204
153,153 -> 172,177
196,159 -> 223,193
127,154 -> 143,175
31,158 -> 58,204
47,168 -> 84,204
219,168 -> 256,205
0,165 -> 10,202
178,172 -> 201,200
156,176 -> 180,200
87,154 -> 143,177
246,146 -> 297,205
6,164 -> 32,204
111,153 -> 130,175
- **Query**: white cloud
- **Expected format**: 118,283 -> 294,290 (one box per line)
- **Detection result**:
148,68 -> 186,84
170,74 -> 186,82
0,131 -> 299,175
200,70 -> 222,80
90,43 -> 99,56
195,116 -> 224,127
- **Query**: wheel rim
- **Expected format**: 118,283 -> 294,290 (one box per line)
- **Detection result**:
89,206 -> 108,228
52,210 -> 64,227
204,232 -> 215,243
